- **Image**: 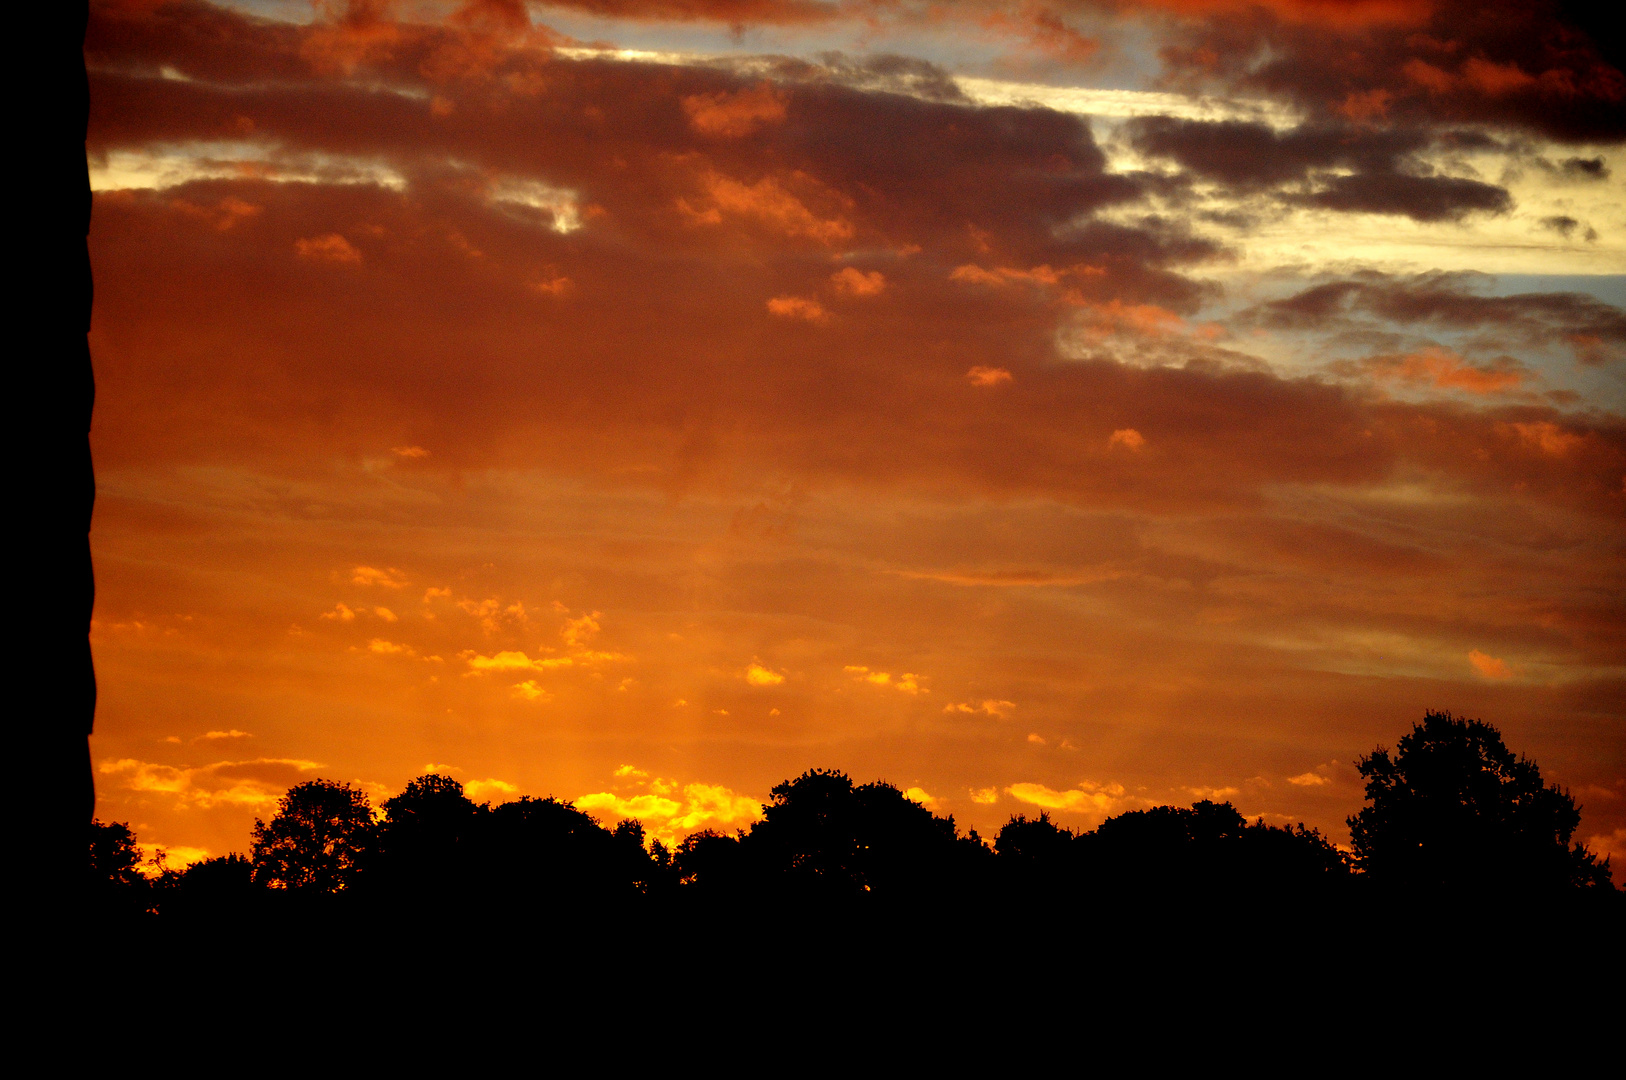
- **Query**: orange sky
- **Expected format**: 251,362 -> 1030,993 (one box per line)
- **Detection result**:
85,0 -> 1625,876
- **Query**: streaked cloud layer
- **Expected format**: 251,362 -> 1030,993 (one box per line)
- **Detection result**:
86,0 -> 1623,877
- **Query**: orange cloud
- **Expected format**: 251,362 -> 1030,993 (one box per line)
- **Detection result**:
945,699 -> 1016,718
295,233 -> 362,264
767,295 -> 828,323
1108,428 -> 1145,451
830,267 -> 886,297
1368,347 -> 1523,394
966,366 -> 1012,387
680,170 -> 853,244
682,84 -> 788,138
1468,649 -> 1512,679
1287,771 -> 1331,787
1503,421 -> 1584,456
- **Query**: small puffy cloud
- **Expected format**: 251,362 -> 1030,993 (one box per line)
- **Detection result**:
200,729 -> 251,741
1287,771 -> 1331,787
966,366 -> 1012,387
845,665 -> 925,693
392,445 -> 430,458
367,638 -> 417,657
352,566 -> 408,588
945,699 -> 1016,718
970,787 -> 1000,805
561,611 -> 601,647
464,650 -> 573,673
902,786 -> 938,809
745,661 -> 786,686
320,603 -> 357,621
1027,733 -> 1046,744
374,607 -> 397,622
1108,428 -> 1146,451
831,267 -> 886,296
530,275 -> 573,296
465,778 -> 520,802
511,680 -> 550,701
295,233 -> 361,264
423,587 -> 452,601
682,84 -> 787,138
680,170 -> 853,244
614,765 -> 648,779
1468,649 -> 1512,679
767,295 -> 829,323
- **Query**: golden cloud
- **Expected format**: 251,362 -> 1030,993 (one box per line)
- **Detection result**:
745,661 -> 786,686
98,756 -> 325,810
575,769 -> 764,846
1007,780 -> 1130,819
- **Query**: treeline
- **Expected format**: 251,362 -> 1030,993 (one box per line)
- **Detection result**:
90,713 -> 1620,919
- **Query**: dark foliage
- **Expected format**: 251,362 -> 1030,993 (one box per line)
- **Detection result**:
93,715 -> 1619,928
249,778 -> 375,891
1349,711 -> 1615,894
88,818 -> 151,915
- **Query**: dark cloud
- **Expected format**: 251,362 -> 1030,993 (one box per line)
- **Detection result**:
1255,271 -> 1626,364
1539,214 -> 1579,237
1289,170 -> 1510,221
1128,117 -> 1511,222
1268,271 -> 1626,356
1152,0 -> 1626,143
1561,155 -> 1610,179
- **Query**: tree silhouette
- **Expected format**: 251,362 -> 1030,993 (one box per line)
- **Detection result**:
1348,711 -> 1614,894
733,769 -> 987,896
250,779 -> 374,891
89,818 -> 151,913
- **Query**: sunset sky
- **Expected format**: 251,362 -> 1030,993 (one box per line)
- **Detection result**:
85,0 -> 1625,876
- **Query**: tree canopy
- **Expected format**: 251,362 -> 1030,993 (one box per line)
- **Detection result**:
1348,711 -> 1614,893
250,779 -> 375,891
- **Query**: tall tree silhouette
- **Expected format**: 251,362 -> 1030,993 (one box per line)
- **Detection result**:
88,819 -> 149,913
1348,711 -> 1614,893
251,779 -> 374,891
